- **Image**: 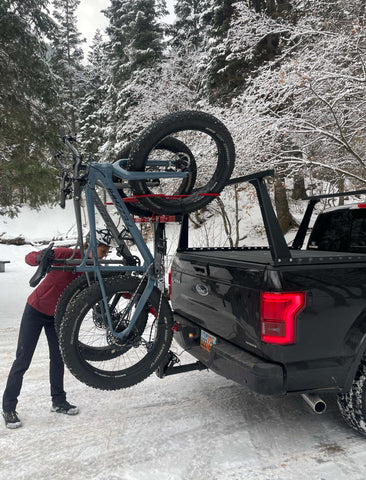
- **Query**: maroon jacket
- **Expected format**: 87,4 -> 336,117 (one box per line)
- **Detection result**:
26,247 -> 82,316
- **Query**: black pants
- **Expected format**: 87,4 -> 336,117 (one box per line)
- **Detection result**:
2,303 -> 66,412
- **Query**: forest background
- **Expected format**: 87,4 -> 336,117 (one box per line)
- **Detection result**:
1,0 -> 365,237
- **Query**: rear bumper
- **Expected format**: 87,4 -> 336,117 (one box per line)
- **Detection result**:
173,314 -> 285,395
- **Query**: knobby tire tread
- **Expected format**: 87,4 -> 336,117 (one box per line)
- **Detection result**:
337,357 -> 366,436
127,110 -> 235,215
59,276 -> 173,390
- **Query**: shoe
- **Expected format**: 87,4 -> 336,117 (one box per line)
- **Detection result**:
3,410 -> 22,429
51,401 -> 79,416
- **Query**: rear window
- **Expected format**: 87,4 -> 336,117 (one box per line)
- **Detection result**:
308,210 -> 351,252
349,210 -> 366,252
308,208 -> 366,252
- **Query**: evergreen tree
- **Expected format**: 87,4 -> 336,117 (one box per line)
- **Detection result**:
78,31 -> 109,159
195,0 -> 237,101
100,0 -> 168,157
105,0 -> 167,81
171,0 -> 207,50
50,0 -> 85,135
209,0 -> 236,37
0,0 -> 60,213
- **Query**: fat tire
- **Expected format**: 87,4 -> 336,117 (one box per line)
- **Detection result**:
55,273 -> 137,362
115,136 -> 197,217
127,110 -> 235,215
59,276 -> 173,390
337,357 -> 366,436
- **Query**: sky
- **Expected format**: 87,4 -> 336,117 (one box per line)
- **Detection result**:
76,0 -> 177,53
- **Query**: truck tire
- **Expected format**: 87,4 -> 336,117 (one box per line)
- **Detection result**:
337,357 -> 366,436
115,136 -> 197,217
127,110 -> 235,215
58,276 -> 173,390
55,273 -> 137,362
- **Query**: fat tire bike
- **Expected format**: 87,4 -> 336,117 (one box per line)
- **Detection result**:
30,110 -> 235,390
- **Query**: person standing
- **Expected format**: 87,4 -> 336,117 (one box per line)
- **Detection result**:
2,229 -> 112,429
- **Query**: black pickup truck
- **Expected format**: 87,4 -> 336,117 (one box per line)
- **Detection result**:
169,170 -> 366,436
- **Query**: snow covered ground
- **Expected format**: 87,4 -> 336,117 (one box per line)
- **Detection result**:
1,204 -> 366,480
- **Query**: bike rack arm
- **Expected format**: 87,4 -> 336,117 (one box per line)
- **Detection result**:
291,199 -> 319,250
248,174 -> 292,263
178,170 -> 292,263
112,161 -> 189,181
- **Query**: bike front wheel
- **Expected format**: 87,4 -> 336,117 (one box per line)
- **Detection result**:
55,273 -> 143,362
58,276 -> 173,390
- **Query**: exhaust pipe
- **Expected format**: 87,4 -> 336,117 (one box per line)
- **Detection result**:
301,393 -> 327,414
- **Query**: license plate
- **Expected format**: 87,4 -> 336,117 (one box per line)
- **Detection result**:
200,330 -> 217,352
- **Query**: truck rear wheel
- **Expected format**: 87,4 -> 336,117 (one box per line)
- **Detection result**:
337,357 -> 366,436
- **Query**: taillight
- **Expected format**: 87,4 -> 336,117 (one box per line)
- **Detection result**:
358,203 -> 366,208
168,268 -> 172,298
261,292 -> 305,345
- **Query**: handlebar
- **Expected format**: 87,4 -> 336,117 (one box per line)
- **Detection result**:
56,136 -> 85,209
63,136 -> 83,175
29,243 -> 55,287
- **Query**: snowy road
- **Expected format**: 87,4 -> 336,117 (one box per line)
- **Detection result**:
1,242 -> 366,479
1,325 -> 366,480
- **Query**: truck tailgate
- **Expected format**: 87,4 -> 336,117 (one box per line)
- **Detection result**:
171,252 -> 268,350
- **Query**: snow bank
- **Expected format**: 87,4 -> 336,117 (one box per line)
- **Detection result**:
0,201 -> 77,244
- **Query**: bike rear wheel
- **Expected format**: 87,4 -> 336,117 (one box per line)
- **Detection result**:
58,276 -> 173,390
127,110 -> 235,215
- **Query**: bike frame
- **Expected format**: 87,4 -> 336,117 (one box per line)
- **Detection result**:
58,138 -> 188,341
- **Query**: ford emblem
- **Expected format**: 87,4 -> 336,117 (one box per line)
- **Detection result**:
195,283 -> 209,296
